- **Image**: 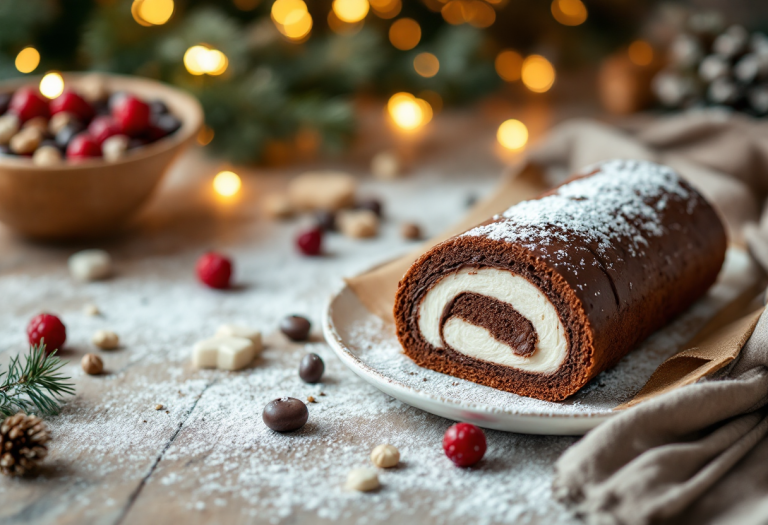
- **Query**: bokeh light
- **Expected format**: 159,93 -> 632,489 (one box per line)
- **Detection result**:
39,72 -> 64,99
495,50 -> 522,82
131,0 -> 153,26
184,46 -> 229,76
198,125 -> 215,146
138,0 -> 174,25
328,10 -> 363,34
413,53 -> 439,78
271,0 -> 313,40
551,0 -> 587,26
419,90 -> 443,114
389,18 -> 421,50
333,0 -> 369,23
15,47 -> 40,74
497,119 -> 529,151
440,0 -> 495,27
213,170 -> 242,197
369,0 -> 400,19
628,40 -> 654,66
387,92 -> 432,131
521,55 -> 556,93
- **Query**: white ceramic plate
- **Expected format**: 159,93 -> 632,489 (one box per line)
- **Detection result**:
324,248 -> 758,435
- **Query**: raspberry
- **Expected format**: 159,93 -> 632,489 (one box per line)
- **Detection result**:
27,313 -> 67,354
296,227 -> 323,256
50,90 -> 94,121
196,252 -> 232,289
112,95 -> 150,136
87,116 -> 121,145
66,133 -> 101,160
442,422 -> 487,467
9,88 -> 50,123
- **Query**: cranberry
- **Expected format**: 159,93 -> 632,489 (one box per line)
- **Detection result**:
196,251 -> 232,289
442,422 -> 487,467
50,90 -> 94,121
66,133 -> 101,160
296,227 -> 323,256
9,88 -> 50,123
112,95 -> 150,136
27,313 -> 67,353
88,116 -> 121,145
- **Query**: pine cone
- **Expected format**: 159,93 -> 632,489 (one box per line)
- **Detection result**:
0,413 -> 50,476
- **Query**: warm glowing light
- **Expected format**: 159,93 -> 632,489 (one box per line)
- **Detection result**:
495,49 -> 523,82
468,1 -> 496,28
419,90 -> 443,114
271,0 -> 308,24
387,92 -> 432,131
441,0 -> 495,27
213,170 -> 242,197
521,55 -> 555,93
131,0 -> 152,26
551,0 -> 587,26
40,72 -> 64,99
333,0 -> 369,23
628,40 -> 654,66
328,11 -> 363,34
369,0 -> 400,19
198,125 -> 215,146
389,18 -> 421,50
138,0 -> 174,25
15,47 -> 40,74
413,53 -> 439,78
497,119 -> 528,151
184,46 -> 229,76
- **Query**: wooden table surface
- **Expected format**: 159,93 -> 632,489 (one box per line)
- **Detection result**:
0,106 -> 587,525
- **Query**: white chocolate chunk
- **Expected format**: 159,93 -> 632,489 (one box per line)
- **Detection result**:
215,324 -> 262,349
68,249 -> 112,282
192,336 -> 256,371
345,468 -> 380,491
418,267 -> 568,374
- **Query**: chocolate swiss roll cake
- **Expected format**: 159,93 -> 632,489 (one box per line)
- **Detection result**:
394,159 -> 727,401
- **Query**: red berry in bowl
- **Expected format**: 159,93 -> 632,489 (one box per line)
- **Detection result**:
50,90 -> 94,121
67,133 -> 101,160
443,423 -> 487,467
113,95 -> 150,136
9,88 -> 50,123
196,251 -> 232,289
27,313 -> 67,353
88,116 -> 121,145
296,227 -> 323,256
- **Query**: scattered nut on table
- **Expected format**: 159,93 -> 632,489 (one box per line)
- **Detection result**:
370,444 -> 400,468
263,193 -> 294,219
371,150 -> 402,180
83,304 -> 100,316
81,354 -> 104,375
92,329 -> 120,350
68,249 -> 113,282
345,468 -> 380,492
288,171 -> 357,211
338,209 -> 379,239
401,222 -> 421,240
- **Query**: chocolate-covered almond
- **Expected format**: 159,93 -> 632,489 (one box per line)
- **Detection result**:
280,315 -> 311,342
262,397 -> 308,432
299,353 -> 324,383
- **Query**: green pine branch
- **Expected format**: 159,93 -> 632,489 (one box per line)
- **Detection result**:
0,343 -> 75,418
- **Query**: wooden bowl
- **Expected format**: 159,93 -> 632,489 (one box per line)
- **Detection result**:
0,73 -> 203,239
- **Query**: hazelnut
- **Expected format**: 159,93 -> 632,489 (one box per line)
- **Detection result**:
401,222 -> 421,240
338,209 -> 379,239
263,193 -> 294,219
102,134 -> 130,162
92,329 -> 119,350
49,111 -> 77,135
81,354 -> 104,375
344,468 -> 379,492
83,304 -> 100,316
23,116 -> 49,135
371,150 -> 402,180
370,444 -> 400,468
32,146 -> 63,166
68,249 -> 112,281
0,114 -> 20,145
10,127 -> 42,155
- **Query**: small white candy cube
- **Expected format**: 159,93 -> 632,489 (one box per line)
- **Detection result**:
68,249 -> 112,282
193,336 -> 256,371
215,325 -> 262,350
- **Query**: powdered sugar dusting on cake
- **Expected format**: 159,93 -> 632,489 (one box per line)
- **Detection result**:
464,160 -> 694,261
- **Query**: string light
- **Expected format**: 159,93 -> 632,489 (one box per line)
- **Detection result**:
39,72 -> 64,99
497,119 -> 528,151
413,53 -> 439,78
272,0 -> 313,40
628,40 -> 654,66
495,50 -> 523,82
332,0 -> 369,23
184,46 -> 229,76
15,47 -> 40,74
551,0 -> 587,26
389,18 -> 421,50
369,0 -> 400,19
387,92 -> 432,131
213,170 -> 242,197
521,55 -> 555,93
138,0 -> 174,25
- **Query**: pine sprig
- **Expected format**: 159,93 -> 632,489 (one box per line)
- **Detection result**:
0,343 -> 75,418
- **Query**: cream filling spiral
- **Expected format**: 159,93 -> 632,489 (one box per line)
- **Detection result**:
418,267 -> 568,374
